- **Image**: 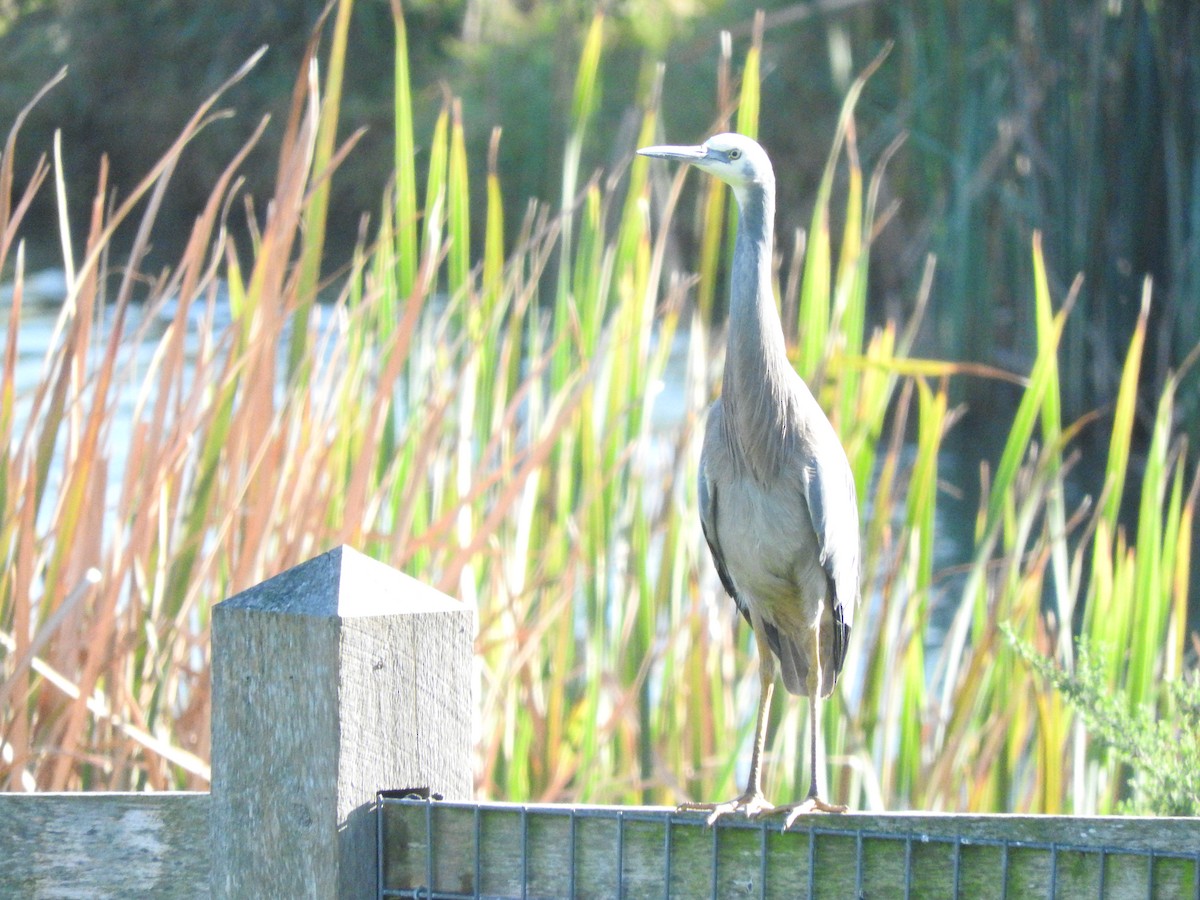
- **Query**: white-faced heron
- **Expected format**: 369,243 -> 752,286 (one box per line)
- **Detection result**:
639,133 -> 860,825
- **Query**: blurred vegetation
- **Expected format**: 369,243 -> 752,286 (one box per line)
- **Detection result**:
1,1 -> 1195,815
1,0 -> 1196,455
0,0 -> 459,265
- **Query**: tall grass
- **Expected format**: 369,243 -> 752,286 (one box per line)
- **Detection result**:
1,5 -> 1194,814
883,1 -> 1200,444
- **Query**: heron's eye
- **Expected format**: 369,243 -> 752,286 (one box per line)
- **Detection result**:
728,149 -> 742,160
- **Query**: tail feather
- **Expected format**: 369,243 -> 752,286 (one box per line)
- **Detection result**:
760,618 -> 846,698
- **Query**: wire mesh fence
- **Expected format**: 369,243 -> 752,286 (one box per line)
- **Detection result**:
378,796 -> 1200,899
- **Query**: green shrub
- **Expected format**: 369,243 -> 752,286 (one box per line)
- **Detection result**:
1009,630 -> 1200,816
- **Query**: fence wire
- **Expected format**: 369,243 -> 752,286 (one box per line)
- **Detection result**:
378,796 -> 1200,900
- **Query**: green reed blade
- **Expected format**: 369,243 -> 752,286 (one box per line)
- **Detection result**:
734,14 -> 761,141
796,44 -> 890,382
390,0 -> 418,298
422,103 -> 450,277
289,0 -> 354,381
1031,232 -> 1072,654
447,99 -> 471,301
1103,278 -> 1151,529
1127,375 -> 1174,711
937,236 -> 1070,739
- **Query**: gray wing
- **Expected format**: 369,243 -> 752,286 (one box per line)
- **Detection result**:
697,402 -> 748,626
699,461 -> 750,627
800,440 -> 860,678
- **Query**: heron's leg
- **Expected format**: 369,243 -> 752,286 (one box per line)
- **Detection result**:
677,628 -> 778,824
744,660 -> 775,799
779,615 -> 847,829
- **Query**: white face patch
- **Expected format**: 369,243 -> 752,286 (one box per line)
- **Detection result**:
698,134 -> 773,188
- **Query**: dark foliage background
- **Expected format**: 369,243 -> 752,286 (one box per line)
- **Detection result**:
2,0 -> 1197,449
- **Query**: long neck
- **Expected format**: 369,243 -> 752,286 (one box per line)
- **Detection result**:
722,180 -> 797,477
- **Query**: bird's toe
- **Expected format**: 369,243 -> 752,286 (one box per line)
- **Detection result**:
778,796 -> 848,830
677,791 -> 776,826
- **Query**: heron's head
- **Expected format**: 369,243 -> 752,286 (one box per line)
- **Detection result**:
637,132 -> 774,197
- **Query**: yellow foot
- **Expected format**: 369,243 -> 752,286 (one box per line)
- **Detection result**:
677,791 -> 776,827
779,796 -> 848,830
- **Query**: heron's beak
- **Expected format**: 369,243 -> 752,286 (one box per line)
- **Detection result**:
637,143 -> 708,162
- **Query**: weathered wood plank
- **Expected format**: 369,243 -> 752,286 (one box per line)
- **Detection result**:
0,792 -> 209,899
211,545 -> 473,899
381,800 -> 1200,899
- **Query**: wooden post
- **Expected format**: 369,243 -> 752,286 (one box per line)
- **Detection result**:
209,545 -> 473,898
0,793 -> 209,898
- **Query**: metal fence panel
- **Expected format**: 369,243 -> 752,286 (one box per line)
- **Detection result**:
379,797 -> 1200,899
